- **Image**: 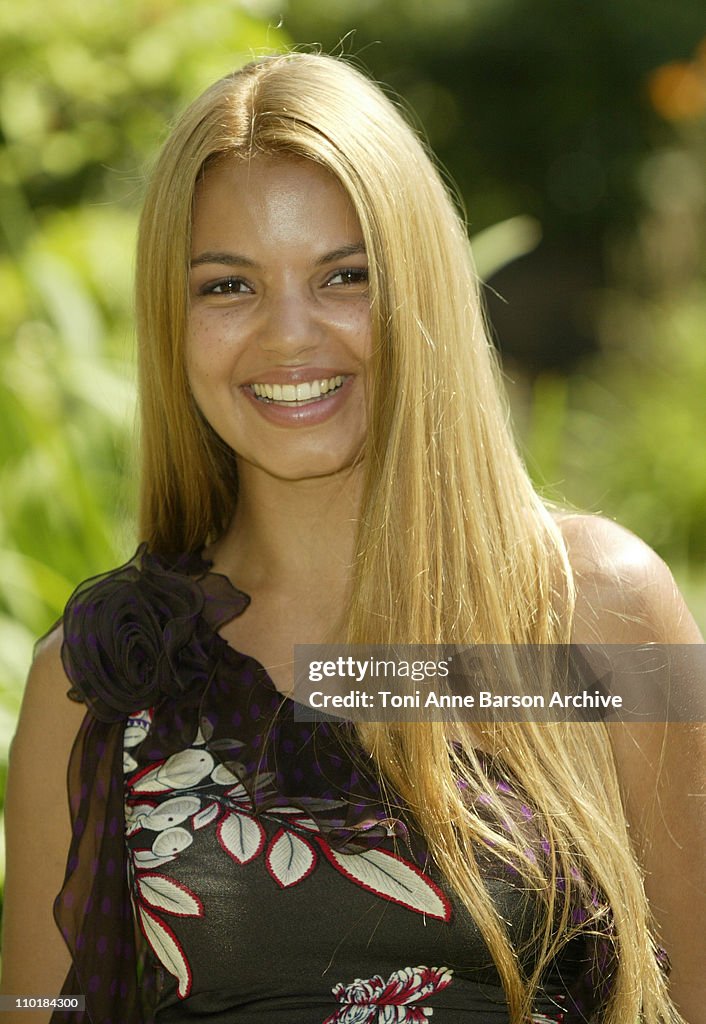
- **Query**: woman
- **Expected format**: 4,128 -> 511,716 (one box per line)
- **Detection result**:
2,52 -> 703,1024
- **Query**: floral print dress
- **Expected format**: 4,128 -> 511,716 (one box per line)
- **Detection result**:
54,548 -> 615,1024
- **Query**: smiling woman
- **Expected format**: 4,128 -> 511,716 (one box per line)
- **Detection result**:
187,155 -> 371,482
1,51 -> 704,1024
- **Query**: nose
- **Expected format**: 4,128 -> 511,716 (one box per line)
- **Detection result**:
256,286 -> 319,359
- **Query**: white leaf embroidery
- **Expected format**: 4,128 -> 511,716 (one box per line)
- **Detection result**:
152,827 -> 193,858
266,829 -> 317,888
217,810 -> 265,864
211,762 -> 240,786
132,849 -> 177,869
320,845 -> 451,921
268,809 -> 320,832
225,782 -> 252,807
130,762 -> 173,794
192,802 -> 219,830
143,796 -> 202,832
291,816 -> 320,832
192,725 -> 207,746
252,772 -> 277,790
137,873 -> 203,917
139,905 -> 192,998
156,749 -> 215,789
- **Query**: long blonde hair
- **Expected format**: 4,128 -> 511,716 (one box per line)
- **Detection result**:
136,52 -> 678,1023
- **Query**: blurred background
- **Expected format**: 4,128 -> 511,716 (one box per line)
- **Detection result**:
0,0 -> 704,897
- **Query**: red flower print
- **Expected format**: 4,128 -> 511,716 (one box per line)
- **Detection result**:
324,965 -> 454,1022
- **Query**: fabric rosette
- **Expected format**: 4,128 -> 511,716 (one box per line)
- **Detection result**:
60,545 -> 248,722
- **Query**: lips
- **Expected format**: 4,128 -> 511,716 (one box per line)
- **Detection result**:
241,371 -> 354,426
249,375 -> 345,405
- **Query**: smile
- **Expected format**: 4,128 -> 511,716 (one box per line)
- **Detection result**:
248,376 -> 345,406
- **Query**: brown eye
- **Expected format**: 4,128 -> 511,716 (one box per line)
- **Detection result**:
326,268 -> 369,287
201,277 -> 252,295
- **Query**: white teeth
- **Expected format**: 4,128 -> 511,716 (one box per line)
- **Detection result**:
249,375 -> 345,405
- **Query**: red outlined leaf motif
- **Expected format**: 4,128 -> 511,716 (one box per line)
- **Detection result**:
225,782 -> 252,809
138,905 -> 192,999
217,810 -> 266,864
291,815 -> 320,832
137,872 -> 204,917
318,843 -> 451,922
265,828 -> 317,888
129,760 -> 172,794
126,797 -> 158,809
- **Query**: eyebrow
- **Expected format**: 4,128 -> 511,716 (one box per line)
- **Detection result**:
189,242 -> 367,270
190,251 -> 257,269
314,242 -> 367,266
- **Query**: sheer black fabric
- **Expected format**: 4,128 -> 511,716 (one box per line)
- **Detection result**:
51,547 -> 619,1022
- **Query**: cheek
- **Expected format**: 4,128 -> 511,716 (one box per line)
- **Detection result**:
185,342 -> 207,400
337,309 -> 372,365
185,329 -> 224,417
186,315 -> 233,383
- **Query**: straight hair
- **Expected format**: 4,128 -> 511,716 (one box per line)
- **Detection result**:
136,52 -> 679,1023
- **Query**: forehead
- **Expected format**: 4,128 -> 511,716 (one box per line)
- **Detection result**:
191,154 -> 364,254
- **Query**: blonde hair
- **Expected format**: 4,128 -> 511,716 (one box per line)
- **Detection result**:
136,52 -> 678,1023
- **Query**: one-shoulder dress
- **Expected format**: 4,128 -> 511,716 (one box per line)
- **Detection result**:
52,547 -> 622,1023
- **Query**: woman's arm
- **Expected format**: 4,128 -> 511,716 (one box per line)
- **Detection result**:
1,630 -> 88,1019
561,515 -> 706,1024
607,717 -> 705,1024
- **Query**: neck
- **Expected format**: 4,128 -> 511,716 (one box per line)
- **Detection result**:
207,461 -> 365,594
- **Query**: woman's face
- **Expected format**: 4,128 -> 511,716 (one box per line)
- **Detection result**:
187,154 -> 371,486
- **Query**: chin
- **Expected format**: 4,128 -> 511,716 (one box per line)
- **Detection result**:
274,460 -> 362,483
239,449 -> 365,485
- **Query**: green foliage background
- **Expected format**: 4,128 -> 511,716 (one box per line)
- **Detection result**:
1,0 -> 704,898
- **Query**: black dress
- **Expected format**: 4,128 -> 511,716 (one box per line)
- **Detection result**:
53,547 -> 616,1023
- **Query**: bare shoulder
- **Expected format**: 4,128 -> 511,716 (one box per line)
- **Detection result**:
1,626 -> 88,999
556,515 -> 705,1019
13,625 -> 87,745
555,512 -> 703,644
